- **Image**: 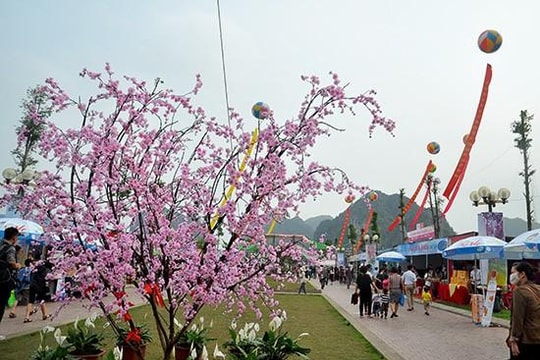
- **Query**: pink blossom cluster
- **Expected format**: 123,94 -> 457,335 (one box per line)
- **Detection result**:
2,65 -> 395,358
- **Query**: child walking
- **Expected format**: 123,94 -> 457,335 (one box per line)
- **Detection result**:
422,286 -> 432,316
380,288 -> 390,319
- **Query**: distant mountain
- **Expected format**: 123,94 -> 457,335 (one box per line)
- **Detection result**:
503,217 -> 540,237
305,215 -> 332,236
269,216 -> 315,239
313,191 -> 456,251
267,191 -> 456,247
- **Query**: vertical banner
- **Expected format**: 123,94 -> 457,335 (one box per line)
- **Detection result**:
471,294 -> 484,324
337,251 -> 346,267
481,271 -> 498,327
366,243 -> 377,266
478,212 -> 507,286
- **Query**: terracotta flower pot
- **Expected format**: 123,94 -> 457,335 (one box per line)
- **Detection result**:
122,344 -> 147,360
175,345 -> 202,360
71,350 -> 106,360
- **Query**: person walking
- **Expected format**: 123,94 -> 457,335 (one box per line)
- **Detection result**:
422,286 -> 432,316
402,264 -> 417,311
506,262 -> 540,359
8,257 -> 32,319
25,258 -> 52,323
356,266 -> 377,317
0,228 -> 21,340
298,272 -> 307,295
388,267 -> 403,318
380,288 -> 390,319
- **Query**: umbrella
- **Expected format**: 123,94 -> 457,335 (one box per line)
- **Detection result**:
442,235 -> 507,294
0,217 -> 44,245
376,251 -> 406,262
442,235 -> 506,261
504,229 -> 540,259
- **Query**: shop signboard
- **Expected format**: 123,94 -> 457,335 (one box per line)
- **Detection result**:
406,225 -> 435,242
396,238 -> 448,256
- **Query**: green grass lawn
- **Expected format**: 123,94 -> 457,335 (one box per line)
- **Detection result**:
0,293 -> 383,360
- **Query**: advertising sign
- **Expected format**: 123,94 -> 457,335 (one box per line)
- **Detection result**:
406,225 -> 435,242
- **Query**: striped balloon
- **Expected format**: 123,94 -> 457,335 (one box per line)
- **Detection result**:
478,30 -> 502,54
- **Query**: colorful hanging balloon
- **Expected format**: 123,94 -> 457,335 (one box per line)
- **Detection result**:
478,30 -> 502,54
345,194 -> 356,203
251,102 -> 270,119
428,163 -> 437,173
368,192 -> 378,201
427,141 -> 440,154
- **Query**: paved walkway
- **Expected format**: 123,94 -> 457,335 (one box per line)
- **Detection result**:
2,282 -> 512,360
316,280 -> 511,360
0,286 -> 145,340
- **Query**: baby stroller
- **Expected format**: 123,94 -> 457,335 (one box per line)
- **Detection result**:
371,293 -> 382,317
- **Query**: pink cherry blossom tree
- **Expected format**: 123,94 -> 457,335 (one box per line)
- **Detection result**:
3,64 -> 395,359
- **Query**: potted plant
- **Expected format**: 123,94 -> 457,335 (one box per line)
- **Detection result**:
223,315 -> 310,360
116,323 -> 152,360
66,317 -> 106,360
30,326 -> 72,360
175,318 -> 214,360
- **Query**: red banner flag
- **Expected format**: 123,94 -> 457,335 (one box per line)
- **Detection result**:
337,206 -> 352,249
388,160 -> 433,232
443,64 -> 492,201
409,183 -> 431,230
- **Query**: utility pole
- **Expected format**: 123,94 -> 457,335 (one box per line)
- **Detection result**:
399,188 -> 408,243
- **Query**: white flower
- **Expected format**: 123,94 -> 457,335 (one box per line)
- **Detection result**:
230,319 -> 237,330
113,346 -> 123,360
42,326 -> 55,334
54,328 -> 67,346
213,343 -> 226,359
269,316 -> 282,331
85,313 -> 98,328
73,317 -> 79,330
248,329 -> 257,342
201,345 -> 208,360
173,318 -> 182,328
281,311 -> 288,321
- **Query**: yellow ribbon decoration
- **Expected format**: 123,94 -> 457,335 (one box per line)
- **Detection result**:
210,128 -> 259,229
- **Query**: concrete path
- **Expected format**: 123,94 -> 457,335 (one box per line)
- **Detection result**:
0,285 -> 145,340
2,282 -> 512,360
317,280 -> 511,360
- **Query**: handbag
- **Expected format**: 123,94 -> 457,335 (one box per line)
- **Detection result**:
351,292 -> 359,305
399,293 -> 405,306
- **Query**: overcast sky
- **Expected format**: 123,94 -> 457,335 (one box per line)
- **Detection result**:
1,1 -> 539,235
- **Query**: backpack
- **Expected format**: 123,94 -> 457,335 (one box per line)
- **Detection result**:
0,243 -> 17,288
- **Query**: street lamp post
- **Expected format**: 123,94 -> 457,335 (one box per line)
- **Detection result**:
2,167 -> 39,214
469,186 -> 511,213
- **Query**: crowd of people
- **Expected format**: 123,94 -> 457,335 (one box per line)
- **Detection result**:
0,227 -> 52,334
307,260 -> 540,359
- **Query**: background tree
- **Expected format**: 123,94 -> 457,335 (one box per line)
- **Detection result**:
511,110 -> 536,230
11,86 -> 50,172
2,65 -> 395,360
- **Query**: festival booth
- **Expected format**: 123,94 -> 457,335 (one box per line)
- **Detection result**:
396,238 -> 449,299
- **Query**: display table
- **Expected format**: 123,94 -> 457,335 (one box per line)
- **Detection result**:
437,283 -> 470,305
